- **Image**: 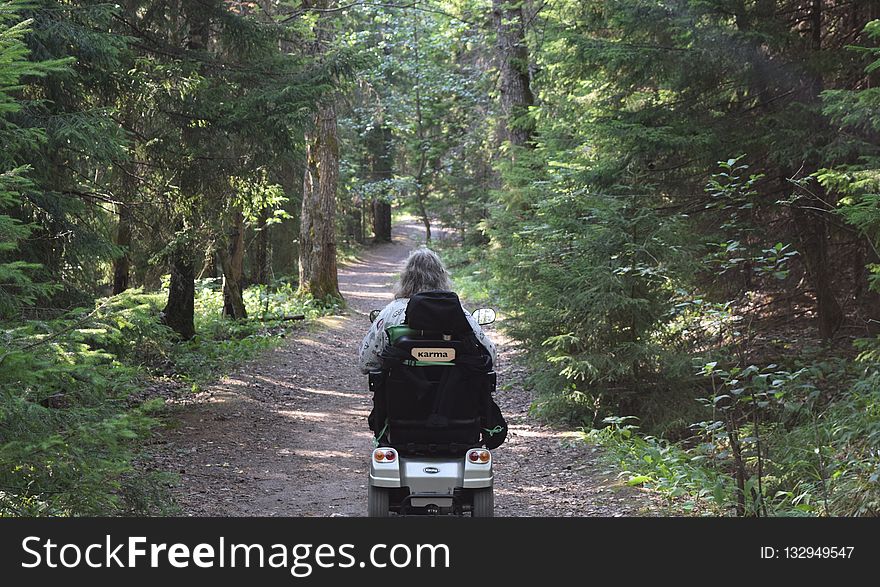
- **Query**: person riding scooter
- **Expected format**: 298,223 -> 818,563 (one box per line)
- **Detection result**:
359,247 -> 496,374
361,248 -> 506,515
361,247 -> 506,451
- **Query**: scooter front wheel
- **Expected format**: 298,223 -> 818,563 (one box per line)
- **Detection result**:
368,484 -> 390,517
472,487 -> 494,517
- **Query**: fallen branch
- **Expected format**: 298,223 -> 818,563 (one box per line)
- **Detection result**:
260,314 -> 305,322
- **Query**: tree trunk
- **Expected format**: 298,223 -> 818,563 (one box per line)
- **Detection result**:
111,204 -> 132,295
366,123 -> 393,242
272,159 -> 301,279
410,16 -> 432,245
222,209 -> 247,319
253,208 -> 269,285
789,0 -> 843,340
162,0 -> 211,339
162,224 -> 196,340
372,199 -> 392,242
299,101 -> 342,299
416,187 -> 431,245
298,0 -> 341,300
726,412 -> 748,517
196,244 -> 216,280
791,203 -> 843,339
861,243 -> 880,334
492,0 -> 536,148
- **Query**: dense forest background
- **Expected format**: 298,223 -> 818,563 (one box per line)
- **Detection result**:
2,0 -> 880,517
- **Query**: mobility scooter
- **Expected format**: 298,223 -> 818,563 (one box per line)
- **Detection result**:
365,291 -> 505,517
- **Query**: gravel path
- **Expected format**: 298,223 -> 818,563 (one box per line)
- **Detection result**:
150,222 -> 668,516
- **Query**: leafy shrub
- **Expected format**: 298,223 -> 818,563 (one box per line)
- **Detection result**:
489,180 -> 699,428
0,294 -> 169,515
0,281 -> 331,516
584,417 -> 733,515
586,354 -> 880,517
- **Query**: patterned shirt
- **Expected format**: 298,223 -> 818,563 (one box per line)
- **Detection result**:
359,297 -> 497,373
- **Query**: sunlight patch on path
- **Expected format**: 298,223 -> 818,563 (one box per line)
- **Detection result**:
315,315 -> 348,329
279,449 -> 356,459
508,427 -> 582,440
298,386 -> 361,399
277,409 -> 333,422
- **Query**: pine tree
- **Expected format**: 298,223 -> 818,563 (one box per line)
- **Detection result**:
17,1 -> 131,304
0,2 -> 67,318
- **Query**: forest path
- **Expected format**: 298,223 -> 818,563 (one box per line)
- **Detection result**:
153,221 -> 665,516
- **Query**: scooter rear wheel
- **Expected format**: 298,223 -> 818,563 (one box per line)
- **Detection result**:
472,487 -> 494,517
368,484 -> 390,517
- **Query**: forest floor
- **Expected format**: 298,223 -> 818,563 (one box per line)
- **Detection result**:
147,221 -> 671,516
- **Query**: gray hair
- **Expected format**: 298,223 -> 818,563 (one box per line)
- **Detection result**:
394,248 -> 452,299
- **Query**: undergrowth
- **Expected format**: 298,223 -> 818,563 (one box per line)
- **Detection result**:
0,280 -> 337,516
583,354 -> 880,517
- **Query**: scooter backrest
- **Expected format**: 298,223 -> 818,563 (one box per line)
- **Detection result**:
385,325 -> 463,366
405,291 -> 472,335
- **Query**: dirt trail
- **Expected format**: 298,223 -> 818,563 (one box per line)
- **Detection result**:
153,222 -> 666,516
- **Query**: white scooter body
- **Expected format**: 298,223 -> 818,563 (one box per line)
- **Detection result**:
368,446 -> 494,516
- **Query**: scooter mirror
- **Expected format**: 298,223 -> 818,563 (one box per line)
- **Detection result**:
473,308 -> 496,326
369,309 -> 381,323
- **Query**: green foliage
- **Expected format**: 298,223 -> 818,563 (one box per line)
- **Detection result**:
0,4 -> 65,318
0,292 -> 169,515
435,238 -> 494,306
589,355 -> 880,516
0,1 -> 354,516
338,2 -> 494,241
489,165 -> 698,427
230,172 -> 290,225
584,417 -> 733,515
701,159 -> 800,301
0,280 -> 329,516
0,167 -> 53,318
820,366 -> 880,516
820,20 -> 880,292
2,0 -> 880,519
12,1 -> 131,303
822,19 -> 880,135
474,0 -> 880,517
